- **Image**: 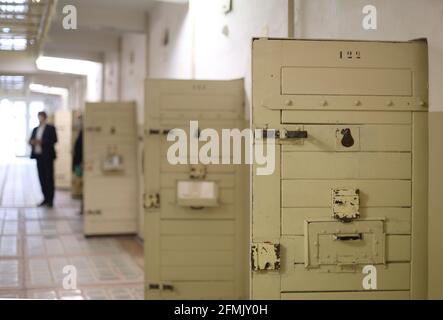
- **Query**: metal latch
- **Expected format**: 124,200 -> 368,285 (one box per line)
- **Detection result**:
85,126 -> 102,132
148,129 -> 160,135
147,283 -> 174,291
281,129 -> 308,139
162,284 -> 174,291
332,188 -> 360,222
86,210 -> 102,216
261,129 -> 308,139
189,164 -> 206,179
148,284 -> 160,290
251,242 -> 280,271
333,233 -> 363,241
144,193 -> 160,209
148,129 -> 172,135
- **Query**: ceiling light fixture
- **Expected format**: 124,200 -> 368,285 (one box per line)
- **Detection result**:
29,83 -> 68,96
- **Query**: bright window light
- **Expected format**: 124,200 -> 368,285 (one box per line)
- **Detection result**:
28,100 -> 44,133
0,37 -> 27,51
29,84 -> 69,109
0,97 -> 29,160
0,75 -> 24,82
0,0 -> 28,14
0,75 -> 25,90
29,83 -> 69,96
36,56 -> 101,76
36,56 -> 103,102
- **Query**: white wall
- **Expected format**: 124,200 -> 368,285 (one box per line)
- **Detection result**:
148,0 -> 289,118
294,0 -> 443,299
103,52 -> 120,102
192,0 -> 288,118
148,2 -> 193,79
104,52 -> 120,102
119,32 -> 147,240
120,33 -> 147,124
68,77 -> 86,111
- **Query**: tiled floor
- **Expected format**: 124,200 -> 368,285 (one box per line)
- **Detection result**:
0,159 -> 144,300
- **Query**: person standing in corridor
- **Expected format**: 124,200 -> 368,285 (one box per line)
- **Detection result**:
29,111 -> 58,208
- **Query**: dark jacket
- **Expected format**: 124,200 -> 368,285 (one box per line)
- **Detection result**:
29,124 -> 58,160
72,129 -> 83,170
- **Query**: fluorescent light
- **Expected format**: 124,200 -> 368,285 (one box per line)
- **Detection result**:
29,84 -> 69,109
36,56 -> 103,102
36,56 -> 101,76
2,27 -> 10,33
29,83 -> 69,96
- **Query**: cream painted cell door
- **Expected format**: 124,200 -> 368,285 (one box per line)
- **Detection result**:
84,102 -> 138,236
54,110 -> 72,189
144,79 -> 249,300
251,38 -> 428,300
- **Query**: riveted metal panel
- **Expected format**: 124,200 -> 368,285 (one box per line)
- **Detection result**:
281,67 -> 412,96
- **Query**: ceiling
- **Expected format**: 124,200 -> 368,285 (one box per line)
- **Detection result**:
60,0 -> 155,10
0,0 -> 56,54
0,0 -> 185,96
43,0 -> 158,61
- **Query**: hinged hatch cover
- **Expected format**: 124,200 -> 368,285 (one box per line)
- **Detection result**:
305,219 -> 385,269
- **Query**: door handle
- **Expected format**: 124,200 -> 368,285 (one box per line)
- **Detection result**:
285,130 -> 308,139
148,284 -> 160,290
262,129 -> 308,139
162,284 -> 174,291
333,233 -> 363,241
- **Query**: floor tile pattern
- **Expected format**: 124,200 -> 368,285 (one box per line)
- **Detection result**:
0,159 -> 144,300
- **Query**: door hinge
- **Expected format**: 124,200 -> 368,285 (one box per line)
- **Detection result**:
251,242 -> 281,271
148,283 -> 160,290
144,193 -> 160,209
147,283 -> 174,291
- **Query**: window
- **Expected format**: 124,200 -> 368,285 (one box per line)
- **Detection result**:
12,101 -> 27,156
28,101 -> 44,132
0,37 -> 27,51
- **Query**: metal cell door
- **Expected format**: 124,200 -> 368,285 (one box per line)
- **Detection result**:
144,79 -> 249,299
251,38 -> 428,300
84,102 -> 138,236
